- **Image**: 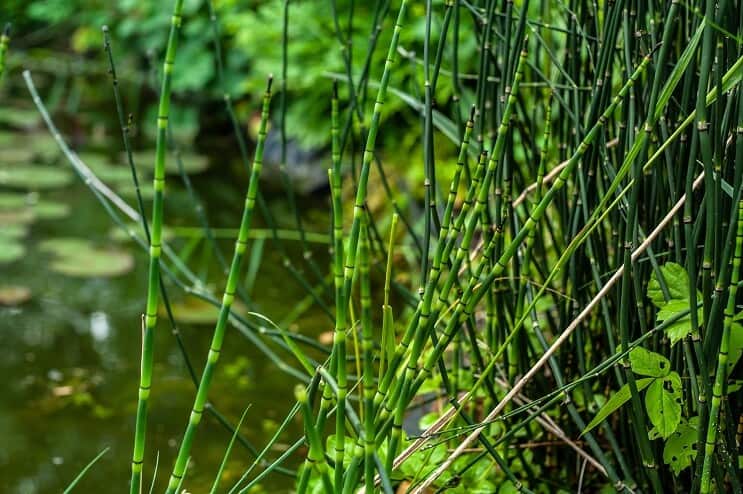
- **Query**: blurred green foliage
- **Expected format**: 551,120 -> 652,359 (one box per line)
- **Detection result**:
3,0 -> 476,154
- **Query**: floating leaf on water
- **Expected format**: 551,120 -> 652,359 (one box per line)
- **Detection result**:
0,106 -> 41,129
0,192 -> 31,209
128,150 -> 210,175
117,183 -> 155,201
0,165 -> 73,190
30,133 -> 63,161
77,152 -> 133,183
0,224 -> 29,239
0,237 -> 26,263
164,295 -> 247,324
0,285 -> 32,305
0,208 -> 36,225
1,147 -> 36,164
39,237 -> 134,277
39,238 -> 89,256
32,200 -> 71,220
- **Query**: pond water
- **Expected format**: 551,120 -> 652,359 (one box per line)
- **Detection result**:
0,119 -> 331,493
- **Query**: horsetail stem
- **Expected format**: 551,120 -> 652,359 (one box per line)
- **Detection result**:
130,2 -> 184,492
358,216 -> 375,493
379,213 -> 398,381
700,197 -> 743,493
383,47 -> 528,465
295,384 -> 334,494
163,77 -> 272,494
342,0 -> 408,307
0,24 -> 10,81
412,53 -> 653,400
330,161 -> 348,491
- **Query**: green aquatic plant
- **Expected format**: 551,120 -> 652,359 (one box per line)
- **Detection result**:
11,0 -> 743,492
130,1 -> 185,492
163,76 -> 272,494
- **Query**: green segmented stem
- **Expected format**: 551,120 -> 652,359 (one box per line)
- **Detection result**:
330,169 -> 348,491
385,49 -> 527,466
699,128 -> 743,493
379,213 -> 398,382
359,217 -> 375,493
0,24 -> 9,81
342,0 -> 408,307
295,384 -> 334,494
163,78 -> 272,494
412,54 -> 653,398
374,119 -> 483,419
130,2 -> 184,492
314,84 -> 343,439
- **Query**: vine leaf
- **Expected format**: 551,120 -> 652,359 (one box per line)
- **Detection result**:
582,377 -> 655,436
646,263 -> 703,345
663,416 -> 699,475
645,372 -> 682,439
629,346 -> 671,378
726,318 -> 743,377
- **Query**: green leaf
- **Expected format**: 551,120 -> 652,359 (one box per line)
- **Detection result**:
647,263 -> 703,345
629,346 -> 671,377
663,416 -> 699,475
645,372 -> 682,439
647,262 -> 693,307
582,377 -> 656,436
728,321 -> 743,377
654,20 -> 705,121
657,299 -> 703,346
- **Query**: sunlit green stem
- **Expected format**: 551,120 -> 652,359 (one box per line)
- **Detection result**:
130,3 -> 184,492
164,78 -> 272,494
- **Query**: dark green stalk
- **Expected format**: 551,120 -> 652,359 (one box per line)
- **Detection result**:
164,78 -> 272,494
343,0 -> 409,307
359,217 -> 374,494
0,24 -> 10,81
700,199 -> 743,492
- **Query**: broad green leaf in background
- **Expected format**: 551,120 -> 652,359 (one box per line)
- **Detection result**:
645,372 -> 682,439
727,317 -> 743,376
629,346 -> 671,378
647,263 -> 703,345
647,262 -> 694,306
582,377 -> 656,435
663,416 -> 699,475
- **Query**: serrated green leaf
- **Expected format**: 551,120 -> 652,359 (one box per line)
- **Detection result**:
727,321 -> 743,377
663,416 -> 699,475
645,372 -> 682,439
629,346 -> 671,377
582,377 -> 656,436
647,263 -> 704,345
647,263 -> 692,307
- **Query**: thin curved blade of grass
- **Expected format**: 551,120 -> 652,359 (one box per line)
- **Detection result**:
210,406 -> 252,494
61,447 -> 109,494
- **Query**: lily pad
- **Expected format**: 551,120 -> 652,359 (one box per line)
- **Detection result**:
0,224 -> 29,239
32,200 -> 70,220
0,192 -> 32,209
0,285 -> 32,305
40,237 -> 134,277
0,107 -> 41,129
0,208 -> 36,225
77,152 -> 134,183
1,147 -> 36,164
0,165 -> 73,190
128,150 -> 210,175
164,295 -> 248,325
0,237 -> 26,263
